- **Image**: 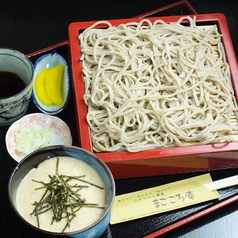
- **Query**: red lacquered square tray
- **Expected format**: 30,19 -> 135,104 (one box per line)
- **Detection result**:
68,13 -> 238,179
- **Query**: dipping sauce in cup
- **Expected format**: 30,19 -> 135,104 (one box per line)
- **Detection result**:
0,48 -> 34,126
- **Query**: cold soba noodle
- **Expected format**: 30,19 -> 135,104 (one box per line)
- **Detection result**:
79,17 -> 238,153
16,156 -> 106,233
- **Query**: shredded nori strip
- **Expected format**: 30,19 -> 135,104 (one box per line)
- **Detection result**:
30,158 -> 104,232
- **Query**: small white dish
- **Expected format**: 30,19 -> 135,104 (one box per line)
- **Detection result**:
5,113 -> 72,162
32,51 -> 70,115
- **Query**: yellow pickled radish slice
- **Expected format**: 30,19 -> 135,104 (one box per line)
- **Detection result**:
35,68 -> 53,106
45,64 -> 64,105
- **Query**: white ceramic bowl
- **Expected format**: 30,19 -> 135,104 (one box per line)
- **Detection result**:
5,113 -> 72,162
32,51 -> 70,115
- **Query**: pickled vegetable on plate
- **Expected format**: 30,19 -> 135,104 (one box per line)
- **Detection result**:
35,65 -> 65,106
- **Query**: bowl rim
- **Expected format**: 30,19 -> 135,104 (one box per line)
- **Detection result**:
8,145 -> 116,236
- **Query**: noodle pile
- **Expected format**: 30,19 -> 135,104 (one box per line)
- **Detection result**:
79,17 -> 238,152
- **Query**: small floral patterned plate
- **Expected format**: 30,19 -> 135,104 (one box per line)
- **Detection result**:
5,113 -> 72,162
